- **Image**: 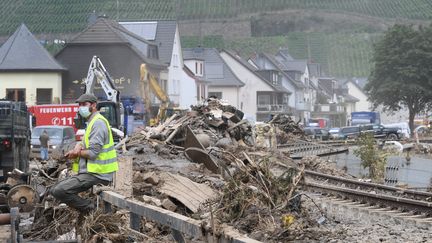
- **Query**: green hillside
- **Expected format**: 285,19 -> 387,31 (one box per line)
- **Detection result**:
1,0 -> 431,35
1,0 -> 430,78
182,32 -> 381,77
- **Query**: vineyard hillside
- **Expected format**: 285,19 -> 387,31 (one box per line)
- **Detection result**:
1,0 -> 431,77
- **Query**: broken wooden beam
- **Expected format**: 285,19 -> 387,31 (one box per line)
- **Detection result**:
100,191 -> 261,243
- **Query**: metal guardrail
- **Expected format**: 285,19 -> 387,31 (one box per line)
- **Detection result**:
278,139 -> 349,159
100,191 -> 261,243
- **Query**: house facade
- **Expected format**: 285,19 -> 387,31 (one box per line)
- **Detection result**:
220,50 -> 291,121
345,79 -> 371,112
119,21 -> 200,109
251,52 -> 309,122
183,48 -> 244,109
56,17 -> 166,104
0,24 -> 65,105
345,78 -> 409,124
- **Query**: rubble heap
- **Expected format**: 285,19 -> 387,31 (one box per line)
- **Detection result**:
137,98 -> 254,149
269,114 -> 305,144
15,98 -> 355,242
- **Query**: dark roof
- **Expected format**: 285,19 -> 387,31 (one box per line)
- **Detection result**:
341,77 -> 368,91
277,49 -> 294,61
67,18 -> 165,68
260,53 -> 304,88
119,21 -> 177,64
183,48 -> 244,87
279,59 -> 308,73
344,93 -> 360,102
0,24 -> 65,71
275,50 -> 307,72
318,77 -> 336,96
222,50 -> 290,94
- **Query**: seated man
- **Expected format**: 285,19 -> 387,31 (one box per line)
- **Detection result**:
50,94 -> 118,213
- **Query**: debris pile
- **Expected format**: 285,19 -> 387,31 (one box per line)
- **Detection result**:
78,210 -> 135,242
135,98 -> 254,150
25,207 -> 78,240
269,114 -> 304,144
15,98 -> 356,242
208,151 -> 309,242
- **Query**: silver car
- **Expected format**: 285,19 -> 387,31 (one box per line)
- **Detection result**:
30,126 -> 76,159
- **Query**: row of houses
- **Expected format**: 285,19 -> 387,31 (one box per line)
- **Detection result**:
0,17 -> 375,126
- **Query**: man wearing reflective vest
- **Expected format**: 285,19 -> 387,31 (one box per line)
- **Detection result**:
51,93 -> 118,213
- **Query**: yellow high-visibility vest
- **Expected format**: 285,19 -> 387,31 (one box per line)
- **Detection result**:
72,113 -> 118,173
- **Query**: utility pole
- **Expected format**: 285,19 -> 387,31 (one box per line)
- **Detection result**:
116,0 -> 119,21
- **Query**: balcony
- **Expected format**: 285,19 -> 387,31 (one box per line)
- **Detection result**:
295,101 -> 312,111
257,104 -> 291,113
314,104 -> 346,114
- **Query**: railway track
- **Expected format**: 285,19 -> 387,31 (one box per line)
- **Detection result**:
277,139 -> 350,159
302,170 -> 432,217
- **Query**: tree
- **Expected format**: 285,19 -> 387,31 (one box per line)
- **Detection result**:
365,25 -> 432,133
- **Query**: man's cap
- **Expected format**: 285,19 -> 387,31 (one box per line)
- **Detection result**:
75,93 -> 98,103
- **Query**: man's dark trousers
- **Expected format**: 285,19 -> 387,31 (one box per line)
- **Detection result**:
50,173 -> 109,212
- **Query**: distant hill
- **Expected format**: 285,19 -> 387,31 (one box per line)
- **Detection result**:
1,0 -> 431,78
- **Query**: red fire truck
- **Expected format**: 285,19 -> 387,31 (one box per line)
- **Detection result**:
28,104 -> 79,132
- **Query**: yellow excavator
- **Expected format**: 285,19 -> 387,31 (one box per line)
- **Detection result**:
140,64 -> 184,126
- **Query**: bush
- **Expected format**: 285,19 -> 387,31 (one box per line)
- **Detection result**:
353,133 -> 387,182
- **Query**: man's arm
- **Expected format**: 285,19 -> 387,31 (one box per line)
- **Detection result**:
79,119 -> 108,160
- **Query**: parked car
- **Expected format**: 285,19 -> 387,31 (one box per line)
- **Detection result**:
304,127 -> 330,140
359,124 -> 402,140
338,126 -> 360,139
30,125 -> 76,159
328,127 -> 340,139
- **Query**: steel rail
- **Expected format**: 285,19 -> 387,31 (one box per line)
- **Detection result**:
305,170 -> 432,202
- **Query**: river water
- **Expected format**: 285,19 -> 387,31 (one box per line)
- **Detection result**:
327,149 -> 432,189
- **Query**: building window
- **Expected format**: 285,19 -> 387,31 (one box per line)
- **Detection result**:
195,62 -> 198,74
257,94 -> 271,105
272,72 -> 278,85
36,88 -> 52,105
208,92 -> 222,99
148,46 -> 158,59
6,89 -> 25,102
199,63 -> 203,75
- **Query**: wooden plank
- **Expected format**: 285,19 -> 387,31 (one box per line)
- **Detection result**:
114,156 -> 133,197
100,191 -> 261,243
158,172 -> 217,213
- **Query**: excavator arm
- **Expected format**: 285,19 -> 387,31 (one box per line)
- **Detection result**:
84,56 -> 120,103
75,56 -> 125,139
140,64 -> 170,125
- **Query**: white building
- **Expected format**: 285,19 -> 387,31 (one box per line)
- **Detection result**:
220,50 -> 291,122
183,48 -> 244,109
120,21 -> 201,109
0,24 -> 65,105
